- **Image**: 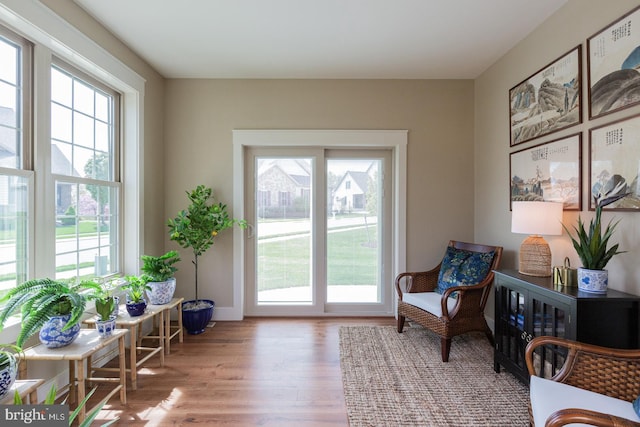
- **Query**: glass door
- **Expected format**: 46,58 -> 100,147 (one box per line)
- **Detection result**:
244,147 -> 392,316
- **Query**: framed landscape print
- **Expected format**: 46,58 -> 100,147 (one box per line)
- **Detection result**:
588,5 -> 640,119
509,46 -> 582,146
589,115 -> 640,210
510,133 -> 581,210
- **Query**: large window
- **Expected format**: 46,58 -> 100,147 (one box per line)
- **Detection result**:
51,63 -> 120,280
0,23 -> 123,296
0,28 -> 31,296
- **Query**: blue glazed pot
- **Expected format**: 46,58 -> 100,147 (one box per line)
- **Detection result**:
126,300 -> 147,317
39,314 -> 81,348
182,299 -> 214,335
0,356 -> 17,399
95,317 -> 117,338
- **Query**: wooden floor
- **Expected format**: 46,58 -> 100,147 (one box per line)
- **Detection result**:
90,317 -> 395,426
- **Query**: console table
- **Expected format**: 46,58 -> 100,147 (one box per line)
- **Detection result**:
17,329 -> 127,423
0,379 -> 44,404
493,269 -> 640,384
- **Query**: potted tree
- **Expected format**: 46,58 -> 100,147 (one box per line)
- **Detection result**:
168,185 -> 246,334
0,344 -> 21,399
0,278 -> 102,348
141,250 -> 180,305
121,276 -> 151,317
563,181 -> 630,293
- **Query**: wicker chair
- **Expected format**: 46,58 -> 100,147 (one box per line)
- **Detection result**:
526,336 -> 640,427
395,240 -> 502,362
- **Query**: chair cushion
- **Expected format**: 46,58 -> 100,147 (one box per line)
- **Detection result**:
402,292 -> 457,318
530,376 -> 640,427
436,246 -> 495,297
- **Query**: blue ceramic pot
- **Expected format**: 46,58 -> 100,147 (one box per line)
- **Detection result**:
39,314 -> 81,348
146,278 -> 176,305
0,356 -> 17,399
95,317 -> 117,338
182,299 -> 214,335
126,300 -> 147,317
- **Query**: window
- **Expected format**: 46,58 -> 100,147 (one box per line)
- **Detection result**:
0,28 -> 32,296
51,62 -> 121,280
0,21 -> 125,298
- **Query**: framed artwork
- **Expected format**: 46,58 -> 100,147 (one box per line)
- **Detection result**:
509,46 -> 582,146
588,5 -> 640,119
510,133 -> 581,210
589,114 -> 640,211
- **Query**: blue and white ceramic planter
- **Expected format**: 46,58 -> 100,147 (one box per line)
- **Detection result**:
38,314 -> 81,348
577,268 -> 608,294
146,278 -> 176,305
0,356 -> 17,399
126,300 -> 147,317
95,317 -> 117,338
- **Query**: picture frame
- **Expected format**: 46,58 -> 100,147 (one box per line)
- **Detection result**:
588,5 -> 640,119
588,114 -> 640,211
510,133 -> 581,210
509,46 -> 582,146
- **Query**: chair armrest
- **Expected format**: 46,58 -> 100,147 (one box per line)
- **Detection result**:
440,280 -> 491,320
545,408 -> 640,427
394,266 -> 441,299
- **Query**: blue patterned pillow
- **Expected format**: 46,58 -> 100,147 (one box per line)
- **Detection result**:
634,394 -> 640,418
436,246 -> 495,297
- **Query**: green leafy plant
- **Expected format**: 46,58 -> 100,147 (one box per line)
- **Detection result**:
141,250 -> 180,282
94,296 -> 115,321
563,185 -> 630,270
121,276 -> 151,303
0,344 -> 20,372
0,278 -> 102,347
14,383 -> 118,427
167,185 -> 247,302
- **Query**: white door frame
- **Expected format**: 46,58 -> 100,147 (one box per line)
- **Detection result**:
229,129 -> 407,320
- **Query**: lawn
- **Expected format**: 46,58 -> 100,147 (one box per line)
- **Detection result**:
257,226 -> 378,291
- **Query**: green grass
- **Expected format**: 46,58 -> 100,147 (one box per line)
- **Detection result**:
257,226 -> 378,292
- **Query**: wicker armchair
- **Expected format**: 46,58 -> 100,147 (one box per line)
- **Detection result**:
395,240 -> 502,362
526,336 -> 640,427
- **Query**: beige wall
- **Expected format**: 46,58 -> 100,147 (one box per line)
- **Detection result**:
475,0 -> 640,320
164,79 -> 475,307
40,0 -> 167,258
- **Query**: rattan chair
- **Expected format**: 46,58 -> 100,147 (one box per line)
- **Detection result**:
395,240 -> 502,362
526,336 -> 640,427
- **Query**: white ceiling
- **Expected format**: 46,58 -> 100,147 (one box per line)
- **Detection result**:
74,0 -> 567,79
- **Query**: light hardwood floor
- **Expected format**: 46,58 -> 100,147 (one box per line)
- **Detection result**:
90,317 -> 395,426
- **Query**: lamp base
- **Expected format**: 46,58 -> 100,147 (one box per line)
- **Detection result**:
519,235 -> 552,277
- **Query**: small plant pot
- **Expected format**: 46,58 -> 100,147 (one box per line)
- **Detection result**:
95,317 -> 117,338
182,299 -> 214,335
577,268 -> 608,294
126,300 -> 147,317
146,278 -> 176,305
111,295 -> 120,317
39,314 -> 81,348
0,356 -> 17,399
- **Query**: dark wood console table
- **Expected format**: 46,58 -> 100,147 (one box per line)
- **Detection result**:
493,269 -> 640,384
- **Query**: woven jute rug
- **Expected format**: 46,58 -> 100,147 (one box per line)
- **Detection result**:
339,325 -> 529,426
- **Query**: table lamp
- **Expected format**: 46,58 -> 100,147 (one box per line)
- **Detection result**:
511,201 -> 563,277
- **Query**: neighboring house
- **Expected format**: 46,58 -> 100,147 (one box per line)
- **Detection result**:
332,170 -> 371,214
257,159 -> 311,218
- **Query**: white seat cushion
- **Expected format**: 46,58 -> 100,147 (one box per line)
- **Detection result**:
530,375 -> 640,427
402,292 -> 457,317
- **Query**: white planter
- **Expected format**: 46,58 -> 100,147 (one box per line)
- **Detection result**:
146,278 -> 176,305
577,268 -> 608,294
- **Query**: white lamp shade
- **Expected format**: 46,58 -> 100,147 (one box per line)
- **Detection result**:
511,201 -> 563,236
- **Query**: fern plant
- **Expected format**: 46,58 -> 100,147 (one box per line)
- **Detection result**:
0,278 -> 102,347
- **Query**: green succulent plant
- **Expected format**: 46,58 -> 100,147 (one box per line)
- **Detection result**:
563,185 -> 630,270
0,278 -> 102,347
121,276 -> 151,303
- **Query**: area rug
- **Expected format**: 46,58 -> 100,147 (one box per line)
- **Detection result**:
339,325 -> 529,426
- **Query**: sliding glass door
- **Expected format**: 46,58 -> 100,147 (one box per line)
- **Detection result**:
244,148 -> 392,315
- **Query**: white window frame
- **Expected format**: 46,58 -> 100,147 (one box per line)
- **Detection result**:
0,1 -> 144,340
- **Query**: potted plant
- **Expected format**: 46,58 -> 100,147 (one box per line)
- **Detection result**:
0,344 -> 21,399
0,278 -> 102,348
168,185 -> 247,334
563,182 -> 630,293
141,250 -> 180,305
121,276 -> 151,317
94,291 -> 116,338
